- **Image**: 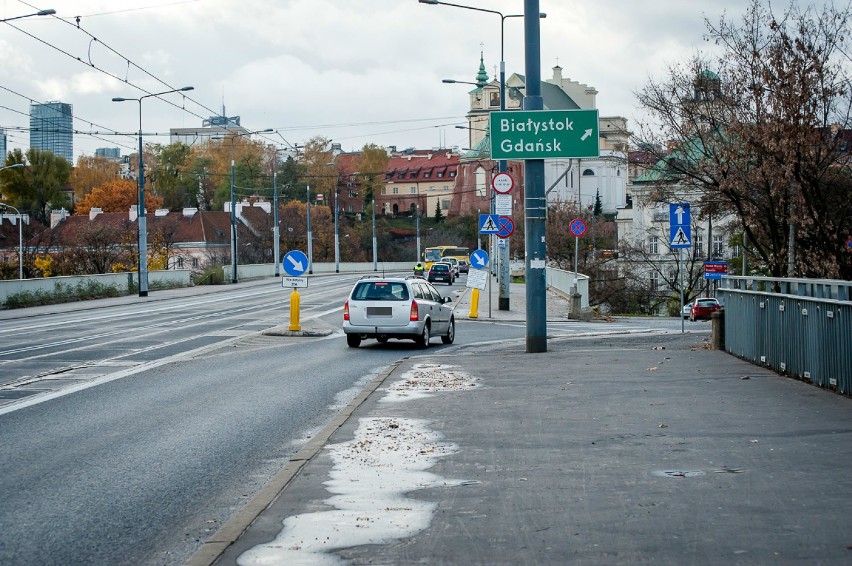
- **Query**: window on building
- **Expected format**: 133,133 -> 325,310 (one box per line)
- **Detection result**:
649,272 -> 659,291
583,168 -> 595,176
441,199 -> 451,210
176,257 -> 184,268
398,172 -> 405,179
392,187 -> 398,194
192,257 -> 199,268
713,235 -> 724,257
437,171 -> 444,178
475,167 -> 486,197
449,171 -> 456,177
694,235 -> 704,256
424,172 -> 430,178
731,244 -> 740,258
648,236 -> 659,255
410,187 -> 417,194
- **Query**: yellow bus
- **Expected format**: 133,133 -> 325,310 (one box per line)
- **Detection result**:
423,245 -> 470,271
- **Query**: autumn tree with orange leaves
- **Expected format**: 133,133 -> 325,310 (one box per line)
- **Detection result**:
75,179 -> 164,215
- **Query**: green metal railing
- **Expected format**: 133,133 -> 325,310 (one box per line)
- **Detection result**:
718,276 -> 852,395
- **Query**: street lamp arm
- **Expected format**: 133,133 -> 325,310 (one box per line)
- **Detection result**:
0,8 -> 55,22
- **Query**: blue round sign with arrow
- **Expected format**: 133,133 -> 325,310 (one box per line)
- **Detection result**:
469,249 -> 489,270
282,250 -> 308,276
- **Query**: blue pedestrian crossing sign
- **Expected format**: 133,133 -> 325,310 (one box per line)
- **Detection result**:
479,214 -> 499,234
669,203 -> 692,249
282,250 -> 308,276
469,249 -> 489,270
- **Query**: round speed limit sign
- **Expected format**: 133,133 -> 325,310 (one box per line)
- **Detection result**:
491,172 -> 514,194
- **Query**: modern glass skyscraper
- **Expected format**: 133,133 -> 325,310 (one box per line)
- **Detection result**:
30,102 -> 73,163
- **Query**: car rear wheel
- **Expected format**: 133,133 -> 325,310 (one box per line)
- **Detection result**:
441,318 -> 455,344
346,334 -> 361,348
415,324 -> 430,349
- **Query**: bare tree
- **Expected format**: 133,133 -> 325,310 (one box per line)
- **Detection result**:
634,0 -> 852,279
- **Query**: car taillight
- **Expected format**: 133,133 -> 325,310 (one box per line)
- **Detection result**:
410,300 -> 419,321
343,300 -> 350,321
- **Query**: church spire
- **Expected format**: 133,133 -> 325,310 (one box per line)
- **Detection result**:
475,51 -> 489,88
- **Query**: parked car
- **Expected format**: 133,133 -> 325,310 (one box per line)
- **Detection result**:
342,276 -> 455,348
427,262 -> 454,285
690,297 -> 722,321
682,302 -> 693,319
457,259 -> 469,274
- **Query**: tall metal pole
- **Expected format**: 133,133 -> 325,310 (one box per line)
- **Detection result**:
334,184 -> 340,273
273,169 -> 280,277
416,204 -> 421,260
230,154 -> 237,283
136,100 -> 148,297
306,184 -> 313,274
524,0 -> 547,353
371,185 -> 378,271
497,15 -> 511,311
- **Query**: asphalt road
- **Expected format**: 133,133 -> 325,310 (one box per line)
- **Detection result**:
0,275 -> 699,565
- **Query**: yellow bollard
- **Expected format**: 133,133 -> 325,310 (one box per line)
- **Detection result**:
468,288 -> 479,319
289,289 -> 301,331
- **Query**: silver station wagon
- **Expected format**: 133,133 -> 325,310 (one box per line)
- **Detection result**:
343,277 -> 455,348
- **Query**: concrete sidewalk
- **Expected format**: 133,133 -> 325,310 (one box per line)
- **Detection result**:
193,282 -> 852,566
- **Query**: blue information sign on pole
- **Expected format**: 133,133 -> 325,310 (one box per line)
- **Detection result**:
669,203 -> 692,249
469,249 -> 489,270
479,214 -> 499,234
282,250 -> 308,276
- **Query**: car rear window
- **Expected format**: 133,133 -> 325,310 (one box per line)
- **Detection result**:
432,264 -> 448,271
697,299 -> 718,306
352,281 -> 410,301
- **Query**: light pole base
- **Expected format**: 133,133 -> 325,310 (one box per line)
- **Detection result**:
499,297 -> 510,311
139,291 -> 148,298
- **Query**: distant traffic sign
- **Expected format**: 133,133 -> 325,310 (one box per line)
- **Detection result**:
669,203 -> 692,249
491,172 -> 514,194
569,218 -> 587,237
703,261 -> 728,280
282,250 -> 308,276
490,109 -> 600,160
496,216 -> 515,239
469,249 -> 489,270
479,214 -> 499,234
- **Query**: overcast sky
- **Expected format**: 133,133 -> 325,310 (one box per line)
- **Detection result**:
1,0 -> 752,162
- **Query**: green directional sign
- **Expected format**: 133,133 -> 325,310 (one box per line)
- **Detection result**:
490,109 -> 600,160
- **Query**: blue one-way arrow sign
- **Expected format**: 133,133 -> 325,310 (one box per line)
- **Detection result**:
669,203 -> 692,249
282,250 -> 308,276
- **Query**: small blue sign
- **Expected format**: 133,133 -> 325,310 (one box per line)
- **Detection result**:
479,214 -> 499,234
669,203 -> 692,249
282,250 -> 308,276
469,249 -> 489,270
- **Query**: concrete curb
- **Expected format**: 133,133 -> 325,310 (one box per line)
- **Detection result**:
184,359 -> 406,566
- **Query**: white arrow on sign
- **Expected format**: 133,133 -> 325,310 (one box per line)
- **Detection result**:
473,255 -> 485,268
287,255 -> 304,272
674,205 -> 685,224
581,129 -> 593,141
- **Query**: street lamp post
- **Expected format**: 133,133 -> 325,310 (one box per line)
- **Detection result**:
113,86 -> 194,297
426,0 -> 545,311
273,168 -> 279,277
220,128 -> 273,284
328,161 -> 340,273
